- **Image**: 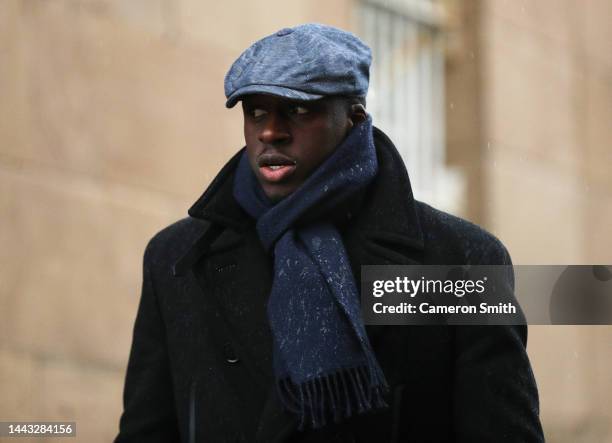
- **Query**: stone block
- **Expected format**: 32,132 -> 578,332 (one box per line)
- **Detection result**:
484,149 -> 583,264
528,326 -> 593,422
482,14 -> 579,174
36,358 -> 124,443
1,0 -> 241,198
584,187 -> 612,263
103,0 -> 168,37
528,326 -> 612,443
582,0 -> 612,69
590,327 -> 612,431
306,0 -> 352,28
0,348 -> 37,420
583,66 -> 612,190
484,0 -> 577,47
178,0 -> 309,54
0,164 -> 182,370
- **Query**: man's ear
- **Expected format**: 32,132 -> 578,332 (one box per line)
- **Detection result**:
349,104 -> 367,125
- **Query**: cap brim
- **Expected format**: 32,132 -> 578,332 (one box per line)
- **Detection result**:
225,84 -> 324,108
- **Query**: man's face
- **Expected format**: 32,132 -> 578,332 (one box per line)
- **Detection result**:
241,94 -> 354,202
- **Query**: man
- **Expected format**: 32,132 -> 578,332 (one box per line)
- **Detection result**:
115,24 -> 544,442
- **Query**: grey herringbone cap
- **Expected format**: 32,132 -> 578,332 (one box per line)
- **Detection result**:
224,23 -> 371,108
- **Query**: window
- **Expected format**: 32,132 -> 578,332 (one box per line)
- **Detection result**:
355,0 -> 465,213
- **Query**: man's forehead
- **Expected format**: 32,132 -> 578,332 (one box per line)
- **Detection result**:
241,94 -> 335,107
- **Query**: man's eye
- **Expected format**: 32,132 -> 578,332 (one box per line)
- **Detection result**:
291,106 -> 309,115
251,109 -> 267,118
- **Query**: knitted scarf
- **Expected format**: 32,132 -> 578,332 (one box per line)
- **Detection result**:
232,115 -> 388,430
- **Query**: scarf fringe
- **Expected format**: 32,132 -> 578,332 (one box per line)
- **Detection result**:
276,365 -> 389,431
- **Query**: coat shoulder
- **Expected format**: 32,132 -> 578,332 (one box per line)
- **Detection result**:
144,216 -> 211,268
415,201 -> 511,266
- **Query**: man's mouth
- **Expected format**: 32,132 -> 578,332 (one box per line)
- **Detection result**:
257,153 -> 297,183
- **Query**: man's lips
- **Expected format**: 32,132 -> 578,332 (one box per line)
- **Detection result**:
257,153 -> 297,183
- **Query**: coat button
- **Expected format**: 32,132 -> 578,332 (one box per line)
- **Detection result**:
223,342 -> 239,364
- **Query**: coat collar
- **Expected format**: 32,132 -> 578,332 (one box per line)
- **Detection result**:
184,126 -> 424,253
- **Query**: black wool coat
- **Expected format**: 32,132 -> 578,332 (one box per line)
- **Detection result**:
115,128 -> 545,443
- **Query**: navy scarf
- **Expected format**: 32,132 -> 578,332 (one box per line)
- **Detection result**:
232,116 -> 388,430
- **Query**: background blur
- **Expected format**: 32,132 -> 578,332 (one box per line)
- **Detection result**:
1,0 -> 610,441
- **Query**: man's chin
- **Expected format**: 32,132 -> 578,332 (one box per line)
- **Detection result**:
260,183 -> 295,204
266,191 -> 289,204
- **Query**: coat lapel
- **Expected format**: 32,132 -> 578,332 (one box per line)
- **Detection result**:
201,226 -> 276,391
172,149 -> 277,400
174,221 -> 276,392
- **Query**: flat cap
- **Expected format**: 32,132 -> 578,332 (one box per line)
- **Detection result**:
224,23 -> 371,108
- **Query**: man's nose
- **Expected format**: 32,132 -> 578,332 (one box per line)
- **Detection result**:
258,113 -> 291,145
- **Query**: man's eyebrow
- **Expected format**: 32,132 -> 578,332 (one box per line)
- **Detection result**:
242,97 -> 325,110
242,101 -> 264,110
285,99 -> 326,108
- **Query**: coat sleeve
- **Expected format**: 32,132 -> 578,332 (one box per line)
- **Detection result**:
452,240 -> 545,442
114,240 -> 181,443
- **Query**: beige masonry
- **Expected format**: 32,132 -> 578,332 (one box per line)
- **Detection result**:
1,0 -> 610,442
